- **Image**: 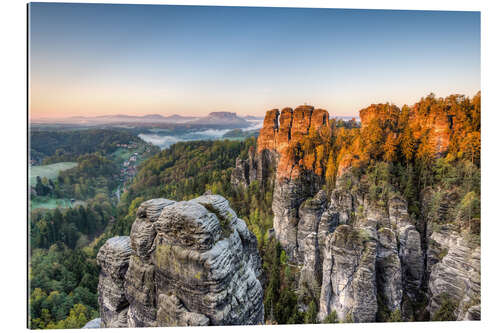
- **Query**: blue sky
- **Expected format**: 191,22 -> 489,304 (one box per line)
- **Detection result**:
29,3 -> 480,118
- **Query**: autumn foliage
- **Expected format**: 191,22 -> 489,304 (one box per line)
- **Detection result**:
264,92 -> 480,190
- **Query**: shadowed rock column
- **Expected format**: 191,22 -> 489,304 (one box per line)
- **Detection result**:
388,197 -> 424,314
318,224 -> 377,323
125,198 -> 175,327
97,236 -> 132,328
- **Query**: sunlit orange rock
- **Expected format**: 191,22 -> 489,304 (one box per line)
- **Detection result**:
311,108 -> 329,131
290,105 -> 314,143
359,104 -> 399,128
256,109 -> 279,152
409,104 -> 451,155
257,105 -> 331,181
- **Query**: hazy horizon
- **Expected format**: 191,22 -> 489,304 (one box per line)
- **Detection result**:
29,3 -> 480,120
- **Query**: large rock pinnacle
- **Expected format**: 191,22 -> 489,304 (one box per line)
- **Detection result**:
97,195 -> 264,327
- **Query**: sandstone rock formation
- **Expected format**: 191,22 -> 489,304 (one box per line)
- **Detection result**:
235,106 -> 331,263
82,318 -> 102,329
318,225 -> 377,323
97,195 -> 264,327
388,197 -> 424,303
427,227 -> 480,320
304,181 -> 478,323
421,187 -> 481,321
315,189 -> 412,322
376,227 -> 403,313
256,105 -> 330,181
126,198 -> 174,327
97,236 -> 132,328
230,104 -> 479,323
232,107 -> 417,319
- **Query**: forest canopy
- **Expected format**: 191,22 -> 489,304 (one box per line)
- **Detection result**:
29,92 -> 480,328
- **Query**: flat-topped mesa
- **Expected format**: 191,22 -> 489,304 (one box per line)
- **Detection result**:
97,195 -> 264,328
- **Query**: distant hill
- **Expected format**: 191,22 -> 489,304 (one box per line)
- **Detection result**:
187,112 -> 250,127
162,114 -> 197,123
243,115 -> 265,121
32,114 -> 198,125
222,128 -> 260,139
32,113 -> 255,127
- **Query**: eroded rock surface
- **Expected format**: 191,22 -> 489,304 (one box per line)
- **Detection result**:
83,318 -> 102,329
125,198 -> 175,327
388,197 -> 424,308
97,236 -> 132,328
427,227 -> 480,320
376,227 -> 403,313
318,225 -> 377,323
232,104 -> 480,323
97,195 -> 264,327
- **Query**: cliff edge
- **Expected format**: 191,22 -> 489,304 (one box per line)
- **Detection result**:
96,195 -> 264,327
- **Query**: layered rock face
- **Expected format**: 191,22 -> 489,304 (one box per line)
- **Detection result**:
318,224 -> 377,323
272,171 -> 322,262
292,179 -> 479,323
231,146 -> 276,189
82,318 -> 102,329
232,105 -> 332,263
231,107 -> 420,322
427,228 -> 480,320
388,197 -> 424,303
233,105 -> 330,187
97,195 -> 264,327
256,105 -> 329,180
296,190 -> 329,301
420,187 -> 481,321
97,236 -> 133,328
126,198 -> 174,327
230,104 -> 479,323
315,185 -> 416,322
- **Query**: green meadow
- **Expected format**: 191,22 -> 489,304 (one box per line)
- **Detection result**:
30,197 -> 86,210
30,162 -> 77,185
30,197 -> 72,210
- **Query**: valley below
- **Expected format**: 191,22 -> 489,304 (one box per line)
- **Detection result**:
29,93 -> 480,328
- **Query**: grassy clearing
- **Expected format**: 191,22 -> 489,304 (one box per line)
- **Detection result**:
111,146 -> 148,165
31,197 -> 72,210
30,197 -> 86,210
30,162 -> 77,185
111,148 -> 133,162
